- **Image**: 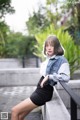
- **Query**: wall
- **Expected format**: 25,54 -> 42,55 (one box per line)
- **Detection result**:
0,57 -> 40,69
0,68 -> 40,86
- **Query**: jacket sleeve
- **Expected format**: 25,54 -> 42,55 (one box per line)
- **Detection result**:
48,63 -> 70,82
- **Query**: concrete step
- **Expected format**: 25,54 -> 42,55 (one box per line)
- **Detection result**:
0,110 -> 42,120
0,86 -> 42,120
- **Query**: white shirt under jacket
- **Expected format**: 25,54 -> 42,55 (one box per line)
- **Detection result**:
40,55 -> 70,83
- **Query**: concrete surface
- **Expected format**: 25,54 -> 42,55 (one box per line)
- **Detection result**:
0,68 -> 80,120
0,68 -> 40,86
42,88 -> 70,120
0,86 -> 42,120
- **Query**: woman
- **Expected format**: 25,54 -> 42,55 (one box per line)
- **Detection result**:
11,35 -> 70,120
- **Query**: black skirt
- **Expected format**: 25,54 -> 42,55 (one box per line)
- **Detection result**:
30,76 -> 54,106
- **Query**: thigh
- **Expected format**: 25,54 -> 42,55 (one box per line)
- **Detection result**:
13,97 -> 38,114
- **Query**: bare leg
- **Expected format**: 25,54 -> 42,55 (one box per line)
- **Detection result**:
11,97 -> 38,120
18,111 -> 30,120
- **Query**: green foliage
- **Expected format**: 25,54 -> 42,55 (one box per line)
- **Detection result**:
0,0 -> 15,18
26,7 -> 50,35
5,32 -> 36,58
5,32 -> 23,58
34,24 -> 80,77
17,35 -> 36,58
46,0 -> 57,4
0,0 -> 15,57
56,27 -> 80,76
0,21 -> 36,58
0,21 -> 10,57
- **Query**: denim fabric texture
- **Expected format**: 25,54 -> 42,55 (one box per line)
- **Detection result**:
46,55 -> 68,86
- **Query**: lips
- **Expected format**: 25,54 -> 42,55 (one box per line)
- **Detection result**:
48,51 -> 52,53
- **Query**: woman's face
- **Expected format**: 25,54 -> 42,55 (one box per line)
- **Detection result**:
45,43 -> 54,57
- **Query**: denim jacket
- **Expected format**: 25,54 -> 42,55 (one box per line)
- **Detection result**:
46,55 -> 68,86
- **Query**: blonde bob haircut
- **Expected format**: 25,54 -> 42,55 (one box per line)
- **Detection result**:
44,35 -> 64,55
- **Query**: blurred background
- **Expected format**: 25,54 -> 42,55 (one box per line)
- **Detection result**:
0,0 -> 80,79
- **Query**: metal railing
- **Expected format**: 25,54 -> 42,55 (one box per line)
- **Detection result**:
59,81 -> 80,120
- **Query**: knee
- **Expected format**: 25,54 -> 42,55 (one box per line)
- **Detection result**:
19,115 -> 24,120
11,106 -> 18,116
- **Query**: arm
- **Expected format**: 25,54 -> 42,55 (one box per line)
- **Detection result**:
49,63 -> 70,82
40,63 -> 70,87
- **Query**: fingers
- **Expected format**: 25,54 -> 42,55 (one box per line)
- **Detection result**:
40,80 -> 46,88
40,75 -> 48,88
40,81 -> 44,88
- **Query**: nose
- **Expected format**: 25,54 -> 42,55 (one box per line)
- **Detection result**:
48,45 -> 51,49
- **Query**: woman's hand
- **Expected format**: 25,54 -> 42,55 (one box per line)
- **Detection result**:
40,75 -> 49,88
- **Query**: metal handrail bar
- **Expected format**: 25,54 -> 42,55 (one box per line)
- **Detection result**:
59,81 -> 80,120
59,81 -> 80,106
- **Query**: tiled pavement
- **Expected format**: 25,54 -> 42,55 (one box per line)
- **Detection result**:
0,86 -> 42,120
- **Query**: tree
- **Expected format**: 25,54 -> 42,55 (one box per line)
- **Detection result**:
3,31 -> 36,58
0,0 -> 15,57
0,0 -> 15,18
26,6 -> 50,35
59,0 -> 80,45
17,35 -> 37,58
0,21 -> 10,57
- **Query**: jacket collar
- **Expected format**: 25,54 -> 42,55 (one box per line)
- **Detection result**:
49,55 -> 61,60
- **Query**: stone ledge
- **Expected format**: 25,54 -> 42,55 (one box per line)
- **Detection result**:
0,68 -> 40,86
42,87 -> 70,120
